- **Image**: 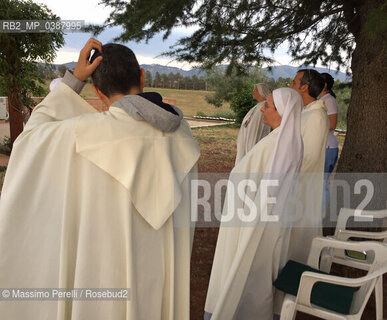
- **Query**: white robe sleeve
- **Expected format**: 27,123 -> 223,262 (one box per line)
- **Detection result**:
301,108 -> 329,173
23,82 -> 97,133
288,106 -> 329,263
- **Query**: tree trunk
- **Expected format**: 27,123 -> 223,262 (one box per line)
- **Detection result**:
337,0 -> 387,173
6,68 -> 24,147
8,87 -> 24,146
5,49 -> 24,147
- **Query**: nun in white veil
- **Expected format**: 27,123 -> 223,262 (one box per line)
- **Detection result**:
235,83 -> 271,164
205,88 -> 304,320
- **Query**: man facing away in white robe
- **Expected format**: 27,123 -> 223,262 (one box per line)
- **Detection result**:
0,39 -> 200,320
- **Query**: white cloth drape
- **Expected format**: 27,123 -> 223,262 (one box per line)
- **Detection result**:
267,88 -> 304,197
235,102 -> 270,164
287,99 -> 329,263
235,83 -> 271,164
205,88 -> 304,320
0,83 -> 200,320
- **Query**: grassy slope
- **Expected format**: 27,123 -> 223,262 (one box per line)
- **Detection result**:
143,87 -> 232,117
42,80 -> 233,117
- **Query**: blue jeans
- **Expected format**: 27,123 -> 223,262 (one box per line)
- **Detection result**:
323,147 -> 339,212
325,147 -> 339,174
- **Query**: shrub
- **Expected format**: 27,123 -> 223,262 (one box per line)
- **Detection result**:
230,83 -> 256,125
196,111 -> 207,117
0,136 -> 12,155
211,109 -> 235,120
334,81 -> 351,130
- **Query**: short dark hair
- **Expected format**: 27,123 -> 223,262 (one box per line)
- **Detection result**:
90,43 -> 141,97
298,69 -> 325,99
321,73 -> 336,98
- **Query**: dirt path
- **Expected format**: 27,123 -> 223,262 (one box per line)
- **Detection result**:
186,118 -> 232,128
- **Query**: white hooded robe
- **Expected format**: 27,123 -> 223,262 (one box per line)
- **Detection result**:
204,99 -> 328,320
288,99 -> 329,263
0,83 -> 200,320
235,102 -> 271,164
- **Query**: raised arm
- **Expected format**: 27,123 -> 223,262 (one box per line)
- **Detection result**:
24,39 -> 103,131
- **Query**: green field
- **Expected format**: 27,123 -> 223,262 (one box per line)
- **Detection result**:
80,85 -> 233,117
42,80 -> 234,118
192,125 -> 238,172
41,80 -> 233,118
144,87 -> 233,118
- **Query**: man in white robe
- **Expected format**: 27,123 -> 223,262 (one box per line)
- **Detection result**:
0,39 -> 200,320
235,83 -> 271,164
289,68 -> 329,263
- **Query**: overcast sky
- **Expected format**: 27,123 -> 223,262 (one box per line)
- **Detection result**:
32,0 -> 296,69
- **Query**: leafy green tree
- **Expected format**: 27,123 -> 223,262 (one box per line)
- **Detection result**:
167,72 -> 175,88
191,74 -> 198,90
58,64 -> 67,77
334,81 -> 352,130
175,72 -> 182,89
198,77 -> 206,90
276,77 -> 293,88
182,76 -> 193,90
37,63 -> 56,80
230,83 -> 257,125
0,76 -> 6,96
205,65 -> 268,107
161,73 -> 168,88
91,0 -> 387,172
145,70 -> 152,87
154,72 -> 161,87
0,0 -> 64,144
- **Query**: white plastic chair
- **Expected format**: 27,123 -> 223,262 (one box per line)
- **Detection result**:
279,237 -> 387,320
321,208 -> 387,271
320,208 -> 387,318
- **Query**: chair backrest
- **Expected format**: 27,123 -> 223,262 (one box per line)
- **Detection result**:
333,208 -> 387,266
335,208 -> 387,239
348,241 -> 387,314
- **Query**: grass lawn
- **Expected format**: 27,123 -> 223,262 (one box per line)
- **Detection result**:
67,81 -> 234,118
43,80 -> 232,117
192,124 -> 238,173
144,87 -> 233,118
43,80 -> 233,118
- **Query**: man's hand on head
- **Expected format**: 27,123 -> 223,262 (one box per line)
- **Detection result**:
73,38 -> 103,82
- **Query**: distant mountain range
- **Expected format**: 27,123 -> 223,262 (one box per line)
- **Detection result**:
264,65 -> 350,82
53,62 -> 205,77
54,62 -> 351,82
